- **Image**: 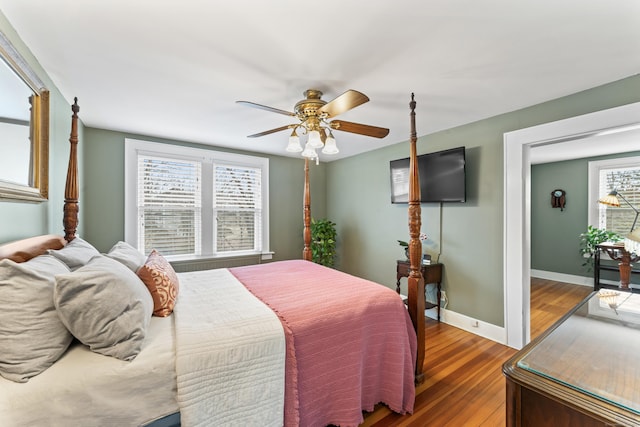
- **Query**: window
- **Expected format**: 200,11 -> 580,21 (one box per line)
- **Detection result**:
125,139 -> 269,259
588,156 -> 640,236
214,163 -> 262,253
137,155 -> 201,255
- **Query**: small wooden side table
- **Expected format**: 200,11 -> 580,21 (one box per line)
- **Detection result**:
595,242 -> 640,291
396,260 -> 443,321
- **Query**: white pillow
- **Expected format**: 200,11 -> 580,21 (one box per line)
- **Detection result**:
47,237 -> 100,270
105,241 -> 146,272
0,256 -> 73,383
54,255 -> 153,361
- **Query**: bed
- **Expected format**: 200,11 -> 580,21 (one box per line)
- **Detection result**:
0,95 -> 427,426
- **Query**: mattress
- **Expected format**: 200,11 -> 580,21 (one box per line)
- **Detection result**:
0,315 -> 178,427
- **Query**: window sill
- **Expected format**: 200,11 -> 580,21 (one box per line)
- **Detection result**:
166,251 -> 275,273
166,251 -> 273,262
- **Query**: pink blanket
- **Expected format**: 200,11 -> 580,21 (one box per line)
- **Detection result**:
230,260 -> 416,427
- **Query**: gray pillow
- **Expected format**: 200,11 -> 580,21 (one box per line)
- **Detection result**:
0,255 -> 73,383
105,241 -> 146,272
47,236 -> 100,270
54,255 -> 153,361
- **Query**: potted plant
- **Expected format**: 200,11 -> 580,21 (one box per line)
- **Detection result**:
311,218 -> 337,267
398,233 -> 428,260
579,225 -> 623,271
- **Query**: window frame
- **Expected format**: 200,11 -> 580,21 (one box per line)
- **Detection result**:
587,155 -> 640,233
125,138 -> 270,261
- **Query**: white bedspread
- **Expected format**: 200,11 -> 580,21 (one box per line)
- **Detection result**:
0,315 -> 178,427
174,268 -> 286,427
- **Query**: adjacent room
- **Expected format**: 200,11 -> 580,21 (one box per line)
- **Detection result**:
1,1 -> 639,425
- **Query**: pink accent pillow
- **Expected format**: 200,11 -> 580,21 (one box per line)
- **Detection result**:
137,250 -> 179,317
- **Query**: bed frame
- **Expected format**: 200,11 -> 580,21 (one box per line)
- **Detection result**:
300,94 -> 426,383
6,93 -> 426,384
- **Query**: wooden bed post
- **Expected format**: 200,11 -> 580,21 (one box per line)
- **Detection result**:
303,157 -> 312,261
63,97 -> 80,243
407,93 -> 425,383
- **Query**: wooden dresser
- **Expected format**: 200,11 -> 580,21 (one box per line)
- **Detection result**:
503,290 -> 640,426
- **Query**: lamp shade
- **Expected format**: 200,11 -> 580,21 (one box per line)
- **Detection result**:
307,130 -> 324,149
321,134 -> 339,155
625,227 -> 640,255
301,142 -> 317,159
286,133 -> 303,152
598,191 -> 621,207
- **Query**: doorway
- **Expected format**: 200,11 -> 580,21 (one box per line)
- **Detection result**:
503,101 -> 640,349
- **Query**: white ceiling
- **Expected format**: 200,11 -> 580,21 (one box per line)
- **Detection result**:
1,0 -> 639,162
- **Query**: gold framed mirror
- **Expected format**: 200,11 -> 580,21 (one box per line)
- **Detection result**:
0,30 -> 49,202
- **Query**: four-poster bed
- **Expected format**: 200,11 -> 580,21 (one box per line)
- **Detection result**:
0,94 -> 426,425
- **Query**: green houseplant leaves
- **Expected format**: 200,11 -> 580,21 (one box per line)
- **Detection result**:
311,218 -> 337,268
579,225 -> 623,271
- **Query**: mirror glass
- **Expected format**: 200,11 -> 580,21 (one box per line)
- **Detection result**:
0,30 -> 49,202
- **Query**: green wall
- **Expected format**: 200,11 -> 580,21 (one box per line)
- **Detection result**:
0,11 -> 85,243
82,128 -> 326,257
327,74 -> 640,327
3,7 -> 640,329
531,151 -> 640,278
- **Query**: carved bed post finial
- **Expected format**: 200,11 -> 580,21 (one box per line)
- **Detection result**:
63,97 -> 80,242
407,93 -> 425,383
303,157 -> 312,261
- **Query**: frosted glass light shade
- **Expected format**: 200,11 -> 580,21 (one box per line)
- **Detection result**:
307,130 -> 323,149
286,134 -> 303,152
301,142 -> 317,159
321,134 -> 339,155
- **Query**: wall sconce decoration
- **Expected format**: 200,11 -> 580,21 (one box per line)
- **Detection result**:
551,189 -> 566,211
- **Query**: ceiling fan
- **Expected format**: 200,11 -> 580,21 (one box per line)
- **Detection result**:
237,89 -> 389,160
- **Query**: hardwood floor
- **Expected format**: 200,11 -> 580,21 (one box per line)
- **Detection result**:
362,278 -> 592,426
529,278 -> 592,338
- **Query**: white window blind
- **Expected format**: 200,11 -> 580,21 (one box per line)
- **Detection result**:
125,139 -> 270,259
597,164 -> 640,235
214,164 -> 262,252
137,155 -> 202,256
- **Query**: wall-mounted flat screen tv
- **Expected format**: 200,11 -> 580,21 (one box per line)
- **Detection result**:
390,146 -> 466,203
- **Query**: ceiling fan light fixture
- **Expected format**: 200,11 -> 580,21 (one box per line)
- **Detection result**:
322,132 -> 339,155
238,88 -> 389,160
286,130 -> 303,152
301,142 -> 317,159
307,129 -> 324,149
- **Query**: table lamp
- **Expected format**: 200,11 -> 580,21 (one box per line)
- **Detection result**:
598,190 -> 639,232
598,189 -> 640,289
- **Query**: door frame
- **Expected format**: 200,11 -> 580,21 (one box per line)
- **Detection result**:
503,101 -> 640,349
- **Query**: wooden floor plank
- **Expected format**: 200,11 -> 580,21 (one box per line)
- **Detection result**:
362,279 -> 592,426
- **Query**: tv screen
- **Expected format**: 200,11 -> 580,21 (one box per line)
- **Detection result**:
390,146 -> 466,203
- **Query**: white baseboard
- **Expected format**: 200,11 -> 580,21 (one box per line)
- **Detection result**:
426,307 -> 506,345
425,268 -> 636,347
530,269 -> 593,287
530,269 -> 631,288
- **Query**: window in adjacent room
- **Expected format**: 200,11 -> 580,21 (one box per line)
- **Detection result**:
125,139 -> 270,259
588,156 -> 640,236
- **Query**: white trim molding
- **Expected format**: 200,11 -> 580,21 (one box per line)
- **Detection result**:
503,101 -> 640,349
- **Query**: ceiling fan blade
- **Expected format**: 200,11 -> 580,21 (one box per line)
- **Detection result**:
330,120 -> 389,138
236,100 -> 296,117
318,90 -> 369,117
247,124 -> 293,138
